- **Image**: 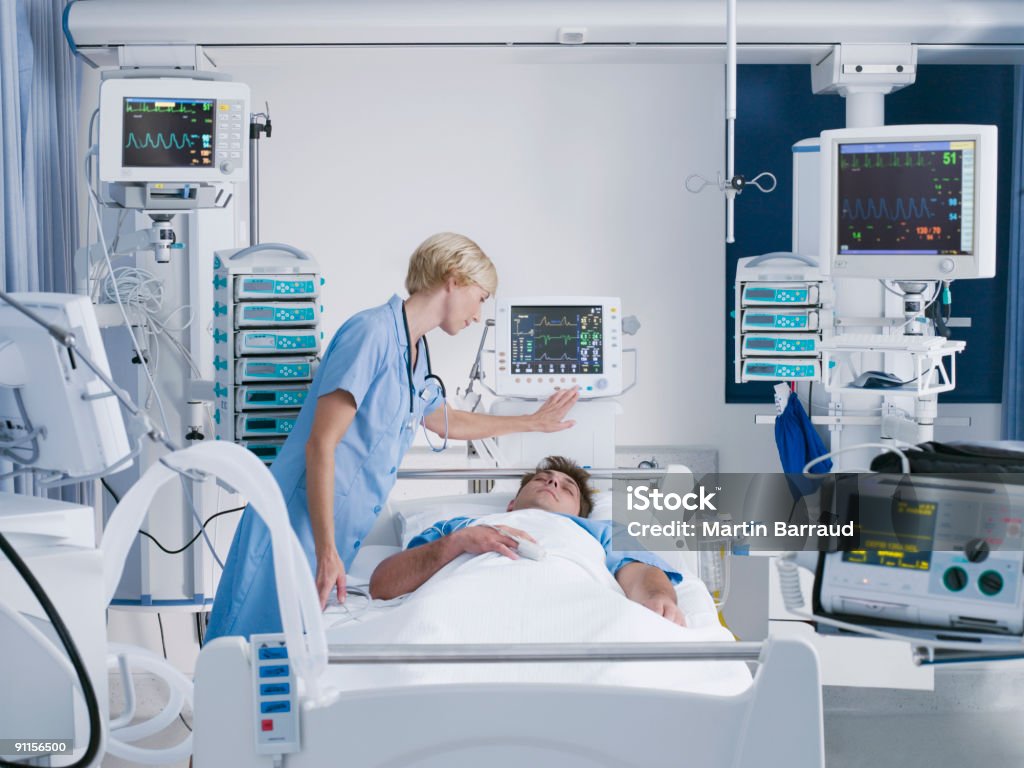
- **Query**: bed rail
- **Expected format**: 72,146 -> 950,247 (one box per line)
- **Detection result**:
396,467 -> 677,480
328,641 -> 762,664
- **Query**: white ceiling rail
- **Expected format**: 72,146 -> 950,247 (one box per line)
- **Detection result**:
66,0 -> 1024,60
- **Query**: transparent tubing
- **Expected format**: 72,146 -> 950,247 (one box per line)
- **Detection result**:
103,645 -> 191,765
102,442 -> 327,700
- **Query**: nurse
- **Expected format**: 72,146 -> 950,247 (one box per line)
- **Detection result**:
206,233 -> 579,639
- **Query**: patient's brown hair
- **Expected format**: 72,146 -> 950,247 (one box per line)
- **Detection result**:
517,456 -> 595,518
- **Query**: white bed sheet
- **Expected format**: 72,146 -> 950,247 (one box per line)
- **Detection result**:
325,510 -> 752,696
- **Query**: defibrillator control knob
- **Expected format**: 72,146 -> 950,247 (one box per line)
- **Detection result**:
979,570 -> 1003,597
965,538 -> 990,563
943,566 -> 968,592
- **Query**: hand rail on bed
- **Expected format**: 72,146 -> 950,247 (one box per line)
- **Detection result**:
327,641 -> 762,664
396,468 -> 677,480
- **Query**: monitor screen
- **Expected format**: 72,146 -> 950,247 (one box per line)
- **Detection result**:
842,496 -> 938,571
510,305 -> 603,375
837,139 -> 975,257
98,78 -> 249,185
819,124 -> 996,280
122,97 -> 216,169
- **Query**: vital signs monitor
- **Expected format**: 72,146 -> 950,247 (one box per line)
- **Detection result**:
494,297 -> 622,399
819,124 -> 997,280
98,76 -> 250,185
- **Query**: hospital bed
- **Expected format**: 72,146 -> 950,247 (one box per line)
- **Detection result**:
193,476 -> 825,767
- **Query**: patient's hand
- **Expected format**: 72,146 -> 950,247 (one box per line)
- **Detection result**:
455,525 -> 535,560
637,593 -> 686,627
615,562 -> 686,627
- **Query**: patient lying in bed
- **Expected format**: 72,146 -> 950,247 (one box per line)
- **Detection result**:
370,456 -> 685,625
324,457 -> 750,694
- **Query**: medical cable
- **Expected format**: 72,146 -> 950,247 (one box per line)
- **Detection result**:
85,180 -> 173,442
102,478 -> 244,556
155,614 -> 193,732
0,389 -> 42,464
0,530 -> 102,768
331,586 -> 411,622
12,230 -> 219,555
803,443 -> 910,478
776,554 -> 1024,655
176,473 -> 227,570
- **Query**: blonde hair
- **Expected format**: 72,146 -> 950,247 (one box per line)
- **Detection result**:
405,232 -> 498,296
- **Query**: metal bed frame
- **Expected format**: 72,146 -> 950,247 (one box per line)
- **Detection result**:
193,466 -> 824,766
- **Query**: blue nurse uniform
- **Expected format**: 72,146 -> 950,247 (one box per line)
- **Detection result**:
206,295 -> 443,639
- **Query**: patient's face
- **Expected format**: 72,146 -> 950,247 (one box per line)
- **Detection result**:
508,470 -> 582,516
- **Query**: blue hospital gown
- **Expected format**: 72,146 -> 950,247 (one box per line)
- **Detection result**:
409,515 -> 683,583
207,295 -> 443,639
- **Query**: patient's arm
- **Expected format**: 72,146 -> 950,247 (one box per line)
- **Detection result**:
369,525 -> 530,600
615,562 -> 686,626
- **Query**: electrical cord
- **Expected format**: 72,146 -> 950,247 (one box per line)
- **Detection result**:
176,474 -> 227,570
156,614 -> 193,733
102,479 -> 244,556
0,530 -> 101,768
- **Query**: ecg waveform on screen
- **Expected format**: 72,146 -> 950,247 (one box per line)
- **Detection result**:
122,97 -> 216,168
125,101 -> 213,114
839,152 -> 933,171
125,132 -> 198,151
841,197 -> 936,222
510,306 -> 603,375
837,144 -> 968,255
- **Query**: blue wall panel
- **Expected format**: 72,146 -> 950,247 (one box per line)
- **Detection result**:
726,65 -> 1013,405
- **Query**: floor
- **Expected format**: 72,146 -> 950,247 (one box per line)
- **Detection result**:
103,664 -> 1024,767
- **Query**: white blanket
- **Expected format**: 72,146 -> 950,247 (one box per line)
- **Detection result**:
324,510 -> 752,695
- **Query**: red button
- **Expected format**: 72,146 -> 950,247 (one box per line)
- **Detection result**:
261,719 -> 274,732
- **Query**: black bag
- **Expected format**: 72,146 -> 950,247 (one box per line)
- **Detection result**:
869,441 -> 1024,483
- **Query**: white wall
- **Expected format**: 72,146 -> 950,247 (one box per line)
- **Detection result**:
205,45 -> 742,456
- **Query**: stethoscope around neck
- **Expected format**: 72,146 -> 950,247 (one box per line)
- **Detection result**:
401,302 -> 449,451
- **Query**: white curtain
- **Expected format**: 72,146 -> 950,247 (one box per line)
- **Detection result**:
1,0 -> 81,493
1003,67 -> 1024,440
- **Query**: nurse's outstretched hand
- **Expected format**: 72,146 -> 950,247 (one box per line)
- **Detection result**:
529,387 -> 579,432
316,547 -> 346,609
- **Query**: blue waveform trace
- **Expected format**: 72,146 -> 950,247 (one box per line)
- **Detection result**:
841,197 -> 936,222
125,132 -> 196,151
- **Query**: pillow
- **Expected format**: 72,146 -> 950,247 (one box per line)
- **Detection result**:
348,544 -> 400,583
392,492 -> 515,548
588,489 -> 614,521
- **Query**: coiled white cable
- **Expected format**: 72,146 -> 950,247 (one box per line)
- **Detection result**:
776,555 -> 807,612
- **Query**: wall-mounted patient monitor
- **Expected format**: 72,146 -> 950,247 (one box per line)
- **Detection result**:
99,76 -> 250,186
494,297 -> 622,399
819,124 -> 997,280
